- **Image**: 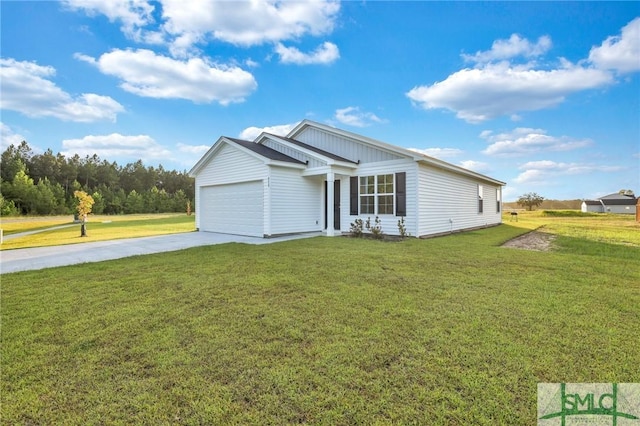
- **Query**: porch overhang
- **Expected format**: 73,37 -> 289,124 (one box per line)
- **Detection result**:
302,163 -> 357,177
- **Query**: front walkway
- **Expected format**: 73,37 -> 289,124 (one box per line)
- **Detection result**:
0,231 -> 321,274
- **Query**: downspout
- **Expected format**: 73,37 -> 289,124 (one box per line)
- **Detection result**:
599,199 -> 607,213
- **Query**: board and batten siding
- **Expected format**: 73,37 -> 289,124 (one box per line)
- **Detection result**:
194,143 -> 268,230
268,167 -> 323,235
417,164 -> 502,236
347,160 -> 419,236
296,127 -> 404,164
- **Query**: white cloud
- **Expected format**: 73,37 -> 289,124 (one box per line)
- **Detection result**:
275,42 -> 340,65
0,58 -> 124,122
239,122 -> 299,141
245,58 -> 260,68
63,0 -> 157,42
458,160 -> 491,173
589,17 -> 640,74
61,133 -> 171,160
406,21 -> 640,122
69,0 -> 340,57
159,0 -> 340,54
334,107 -> 386,127
514,160 -> 624,185
406,62 -> 612,123
463,34 -> 552,64
481,128 -> 593,156
177,142 -> 210,155
76,49 -> 257,105
1,123 -> 27,151
408,147 -> 463,159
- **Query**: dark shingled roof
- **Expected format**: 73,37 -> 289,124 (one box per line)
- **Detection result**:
267,134 -> 357,164
583,193 -> 637,206
226,137 -> 305,164
599,193 -> 637,205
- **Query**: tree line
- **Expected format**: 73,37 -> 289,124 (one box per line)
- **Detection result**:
1,141 -> 195,216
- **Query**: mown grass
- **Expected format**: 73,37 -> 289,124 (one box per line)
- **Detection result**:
503,210 -> 640,249
0,214 -> 195,250
2,218 -> 639,424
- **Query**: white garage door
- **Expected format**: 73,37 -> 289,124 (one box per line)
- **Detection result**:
199,180 -> 264,237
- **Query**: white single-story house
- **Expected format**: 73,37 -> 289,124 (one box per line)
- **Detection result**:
581,193 -> 637,214
189,120 -> 506,238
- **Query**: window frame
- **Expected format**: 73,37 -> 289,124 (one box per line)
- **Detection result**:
478,184 -> 484,214
359,174 -> 395,215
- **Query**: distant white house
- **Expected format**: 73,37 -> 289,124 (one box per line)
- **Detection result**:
581,193 -> 637,214
189,120 -> 505,238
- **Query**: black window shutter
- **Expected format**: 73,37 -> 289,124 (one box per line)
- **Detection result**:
395,172 -> 406,216
350,176 -> 358,215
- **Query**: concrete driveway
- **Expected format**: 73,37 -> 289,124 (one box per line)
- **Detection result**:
0,231 -> 321,274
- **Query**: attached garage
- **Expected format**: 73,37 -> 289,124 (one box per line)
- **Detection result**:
199,180 -> 264,237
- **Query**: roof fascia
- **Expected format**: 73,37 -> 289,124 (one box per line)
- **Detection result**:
267,160 -> 307,169
301,165 -> 358,177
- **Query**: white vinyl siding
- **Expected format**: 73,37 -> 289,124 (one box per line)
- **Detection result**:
195,143 -> 266,186
417,164 -> 501,236
269,167 -> 323,235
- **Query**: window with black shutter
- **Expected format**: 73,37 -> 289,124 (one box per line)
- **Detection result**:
350,176 -> 358,215
351,174 -> 400,215
395,172 -> 406,216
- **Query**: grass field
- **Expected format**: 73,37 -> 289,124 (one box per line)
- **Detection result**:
0,216 -> 75,234
504,210 -> 640,259
0,214 -> 195,250
2,213 -> 639,424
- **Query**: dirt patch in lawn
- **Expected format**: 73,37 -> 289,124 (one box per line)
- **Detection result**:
502,230 -> 556,252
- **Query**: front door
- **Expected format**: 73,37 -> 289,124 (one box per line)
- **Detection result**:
324,180 -> 340,230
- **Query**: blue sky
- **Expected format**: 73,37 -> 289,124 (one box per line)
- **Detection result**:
1,1 -> 638,201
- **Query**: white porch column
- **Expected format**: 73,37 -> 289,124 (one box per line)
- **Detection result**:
326,171 -> 335,236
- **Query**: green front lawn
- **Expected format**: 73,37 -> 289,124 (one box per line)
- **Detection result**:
2,218 -> 639,424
